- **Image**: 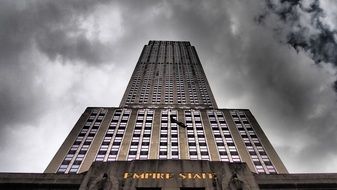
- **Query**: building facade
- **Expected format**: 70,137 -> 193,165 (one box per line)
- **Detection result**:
45,41 -> 287,175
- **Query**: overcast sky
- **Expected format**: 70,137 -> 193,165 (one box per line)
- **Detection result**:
1,0 -> 337,173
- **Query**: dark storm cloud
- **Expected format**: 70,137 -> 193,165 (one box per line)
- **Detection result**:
261,0 -> 337,65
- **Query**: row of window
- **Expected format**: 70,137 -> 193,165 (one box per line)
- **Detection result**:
58,109 -> 107,173
185,111 -> 210,160
208,111 -> 241,162
231,110 -> 277,174
95,109 -> 131,162
127,110 -> 154,160
159,110 -> 179,159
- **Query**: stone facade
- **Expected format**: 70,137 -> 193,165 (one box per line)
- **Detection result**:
3,160 -> 337,190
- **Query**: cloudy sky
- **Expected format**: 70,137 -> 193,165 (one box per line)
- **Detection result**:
1,0 -> 337,173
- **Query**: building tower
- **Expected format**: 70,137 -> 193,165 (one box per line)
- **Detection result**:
45,41 -> 287,175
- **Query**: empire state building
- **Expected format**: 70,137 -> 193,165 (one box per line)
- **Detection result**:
45,40 -> 287,175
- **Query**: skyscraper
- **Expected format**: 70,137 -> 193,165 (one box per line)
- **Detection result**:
45,40 -> 287,175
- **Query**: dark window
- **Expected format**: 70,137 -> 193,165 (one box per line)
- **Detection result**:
62,160 -> 70,165
78,133 -> 85,137
254,161 -> 261,165
264,161 -> 272,166
73,160 -> 82,165
219,120 -> 226,124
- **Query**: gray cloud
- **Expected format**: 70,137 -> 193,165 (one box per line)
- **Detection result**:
0,0 -> 115,66
261,0 -> 337,65
1,0 -> 337,173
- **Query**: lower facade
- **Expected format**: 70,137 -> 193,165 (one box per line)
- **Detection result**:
2,160 -> 337,190
46,107 -> 287,175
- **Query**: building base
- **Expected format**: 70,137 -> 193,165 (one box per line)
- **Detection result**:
1,160 -> 337,189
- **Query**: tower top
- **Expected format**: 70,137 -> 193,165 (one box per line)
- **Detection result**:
119,40 -> 218,109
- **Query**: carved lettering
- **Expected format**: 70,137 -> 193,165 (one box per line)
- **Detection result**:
179,172 -> 216,179
123,172 -> 172,179
123,173 -> 130,179
123,172 -> 215,180
179,173 -> 186,179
